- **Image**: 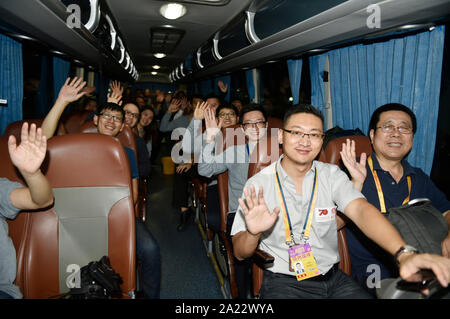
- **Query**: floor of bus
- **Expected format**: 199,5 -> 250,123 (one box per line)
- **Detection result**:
144,147 -> 224,299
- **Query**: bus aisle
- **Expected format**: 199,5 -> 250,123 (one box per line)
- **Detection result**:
145,148 -> 223,299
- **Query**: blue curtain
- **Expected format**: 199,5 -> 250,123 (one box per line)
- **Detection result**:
95,72 -> 110,106
200,79 -> 212,98
53,57 -> 71,102
327,25 -> 445,174
214,75 -> 231,102
0,34 -> 23,135
245,69 -> 255,103
309,54 -> 327,121
36,56 -> 52,119
246,69 -> 262,104
286,59 -> 302,105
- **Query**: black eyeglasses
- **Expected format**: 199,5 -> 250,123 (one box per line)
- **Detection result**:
281,128 -> 325,142
242,121 -> 266,129
100,112 -> 123,123
124,110 -> 140,119
376,124 -> 412,135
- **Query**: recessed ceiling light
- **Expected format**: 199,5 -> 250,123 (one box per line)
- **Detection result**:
160,3 -> 187,20
151,71 -> 157,75
154,53 -> 166,59
152,65 -> 161,69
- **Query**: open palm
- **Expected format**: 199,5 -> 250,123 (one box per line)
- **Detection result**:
238,185 -> 280,236
57,77 -> 87,104
8,123 -> 47,176
204,107 -> 222,142
340,138 -> 367,186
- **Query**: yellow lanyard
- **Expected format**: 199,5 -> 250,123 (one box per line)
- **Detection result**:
274,163 -> 318,246
367,156 -> 411,213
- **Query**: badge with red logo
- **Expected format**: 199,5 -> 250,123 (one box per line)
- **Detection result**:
315,207 -> 336,222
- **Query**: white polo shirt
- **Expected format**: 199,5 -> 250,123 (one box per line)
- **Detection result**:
230,155 -> 365,276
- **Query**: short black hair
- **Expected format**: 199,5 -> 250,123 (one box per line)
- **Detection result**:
97,102 -> 125,121
239,104 -> 267,124
205,93 -> 223,104
369,103 -> 417,135
216,103 -> 239,118
283,104 -> 324,128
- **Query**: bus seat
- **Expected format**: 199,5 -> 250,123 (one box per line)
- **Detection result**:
62,110 -> 93,134
322,135 -> 372,276
246,130 -> 282,298
0,136 -> 31,296
80,121 -> 138,158
20,133 -> 136,298
3,119 -> 66,143
266,117 -> 283,130
214,124 -> 246,298
324,135 -> 372,166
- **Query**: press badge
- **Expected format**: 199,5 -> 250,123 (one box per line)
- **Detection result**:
288,243 -> 320,281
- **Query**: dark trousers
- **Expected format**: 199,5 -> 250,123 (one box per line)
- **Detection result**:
0,290 -> 14,299
261,265 -> 373,299
206,184 -> 221,232
172,167 -> 194,210
227,212 -> 251,299
136,218 -> 161,299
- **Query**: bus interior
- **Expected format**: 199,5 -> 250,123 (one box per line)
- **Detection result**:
1,0 -> 450,301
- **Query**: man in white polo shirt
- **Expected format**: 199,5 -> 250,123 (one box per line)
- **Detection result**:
231,104 -> 450,299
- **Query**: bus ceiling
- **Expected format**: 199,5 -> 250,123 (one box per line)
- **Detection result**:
0,0 -> 449,83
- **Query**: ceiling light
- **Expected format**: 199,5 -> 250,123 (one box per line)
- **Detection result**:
152,65 -> 161,69
151,71 -> 157,75
160,3 -> 187,20
154,53 -> 166,59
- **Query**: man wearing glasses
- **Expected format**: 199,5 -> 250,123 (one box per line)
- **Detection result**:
123,102 -> 151,178
198,104 -> 267,298
340,103 -> 450,295
231,104 -> 450,299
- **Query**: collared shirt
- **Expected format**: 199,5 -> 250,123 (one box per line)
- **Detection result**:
230,155 -> 365,276
347,154 -> 450,282
0,178 -> 23,299
198,141 -> 255,214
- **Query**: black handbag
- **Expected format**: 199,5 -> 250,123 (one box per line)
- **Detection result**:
62,256 -> 123,299
385,198 -> 448,255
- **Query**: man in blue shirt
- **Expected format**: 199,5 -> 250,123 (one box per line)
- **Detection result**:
42,77 -> 161,299
341,103 -> 450,294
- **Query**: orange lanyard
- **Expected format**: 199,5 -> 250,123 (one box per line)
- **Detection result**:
274,163 -> 318,245
367,156 -> 411,213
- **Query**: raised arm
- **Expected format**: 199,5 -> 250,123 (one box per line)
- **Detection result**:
41,77 -> 86,139
8,122 -> 53,210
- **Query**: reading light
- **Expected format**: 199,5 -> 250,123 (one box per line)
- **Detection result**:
160,3 -> 187,20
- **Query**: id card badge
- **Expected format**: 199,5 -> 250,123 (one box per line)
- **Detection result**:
288,243 -> 320,281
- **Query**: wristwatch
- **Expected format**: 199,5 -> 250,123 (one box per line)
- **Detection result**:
394,245 -> 419,265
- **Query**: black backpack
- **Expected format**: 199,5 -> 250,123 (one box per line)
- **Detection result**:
385,198 -> 448,255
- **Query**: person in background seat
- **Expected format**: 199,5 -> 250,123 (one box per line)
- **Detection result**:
340,103 -> 450,295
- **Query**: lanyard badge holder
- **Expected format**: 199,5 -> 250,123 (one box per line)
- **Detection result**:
275,164 -> 320,281
367,156 -> 411,213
